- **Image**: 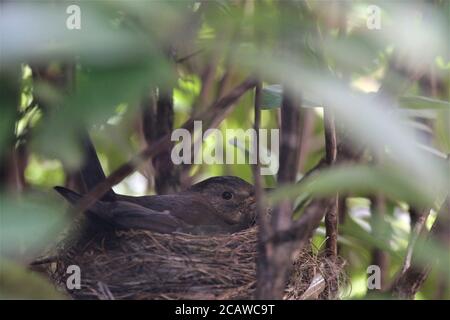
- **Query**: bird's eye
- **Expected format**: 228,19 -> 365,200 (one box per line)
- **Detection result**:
222,191 -> 233,200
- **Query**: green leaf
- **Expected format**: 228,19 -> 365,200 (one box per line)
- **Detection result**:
399,96 -> 450,110
261,84 -> 324,110
0,193 -> 68,259
268,164 -> 438,208
0,259 -> 65,299
261,85 -> 282,109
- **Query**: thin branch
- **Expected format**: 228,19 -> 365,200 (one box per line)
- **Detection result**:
141,84 -> 181,194
369,193 -> 389,290
402,206 -> 430,274
253,81 -> 272,299
323,108 -> 338,261
175,49 -> 204,64
252,81 -> 267,230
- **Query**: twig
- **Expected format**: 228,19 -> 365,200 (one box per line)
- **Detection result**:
253,81 -> 272,299
323,108 -> 338,261
401,207 -> 430,274
252,81 -> 267,229
175,49 -> 204,64
369,193 -> 389,290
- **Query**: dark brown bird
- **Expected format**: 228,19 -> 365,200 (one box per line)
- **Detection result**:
55,134 -> 257,234
55,176 -> 256,235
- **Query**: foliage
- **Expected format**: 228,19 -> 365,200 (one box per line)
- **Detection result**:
0,0 -> 449,299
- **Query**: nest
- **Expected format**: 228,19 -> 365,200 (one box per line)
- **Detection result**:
42,225 -> 346,300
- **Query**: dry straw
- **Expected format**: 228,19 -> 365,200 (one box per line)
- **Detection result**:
42,225 -> 346,300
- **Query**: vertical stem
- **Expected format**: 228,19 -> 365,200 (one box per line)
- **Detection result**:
323,107 -> 339,297
253,82 -> 264,225
257,88 -> 303,299
370,193 -> 389,290
141,53 -> 180,194
253,81 -> 272,299
0,65 -> 21,193
324,108 -> 338,259
391,193 -> 450,299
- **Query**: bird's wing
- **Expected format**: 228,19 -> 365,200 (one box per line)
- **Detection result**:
98,200 -> 187,233
54,186 -> 187,233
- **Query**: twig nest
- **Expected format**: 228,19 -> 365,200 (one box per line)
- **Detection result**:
44,226 -> 345,299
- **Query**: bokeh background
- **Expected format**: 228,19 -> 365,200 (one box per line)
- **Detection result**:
0,0 -> 449,299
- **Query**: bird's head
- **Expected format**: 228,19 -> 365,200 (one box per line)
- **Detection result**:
187,176 -> 256,229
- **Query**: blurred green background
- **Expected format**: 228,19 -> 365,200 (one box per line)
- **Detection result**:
0,0 -> 449,299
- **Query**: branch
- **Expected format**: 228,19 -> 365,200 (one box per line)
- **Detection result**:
274,92 -> 303,228
252,81 -> 267,230
401,207 -> 430,274
253,81 -> 272,298
267,198 -> 330,246
256,86 -> 303,299
323,108 -> 338,261
175,49 -> 204,64
390,153 -> 449,299
369,193 -> 389,290
141,74 -> 181,194
390,196 -> 450,299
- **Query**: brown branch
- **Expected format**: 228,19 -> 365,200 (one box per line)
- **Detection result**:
275,93 -> 303,228
323,108 -> 338,261
268,198 -> 330,246
390,148 -> 448,299
256,87 -> 303,299
253,81 -> 272,299
73,77 -> 257,214
401,206 -> 430,274
252,81 -> 267,230
390,195 -> 450,299
141,85 -> 181,194
175,49 -> 204,64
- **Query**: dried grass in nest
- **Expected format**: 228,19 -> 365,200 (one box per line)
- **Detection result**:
44,226 -> 346,300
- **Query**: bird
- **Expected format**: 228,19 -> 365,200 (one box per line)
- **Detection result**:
54,134 -> 256,235
55,176 -> 256,235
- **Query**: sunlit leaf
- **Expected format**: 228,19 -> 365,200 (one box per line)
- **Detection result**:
268,165 -> 437,208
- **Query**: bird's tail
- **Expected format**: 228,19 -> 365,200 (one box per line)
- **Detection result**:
54,187 -> 110,230
54,186 -> 83,205
79,133 -> 116,201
